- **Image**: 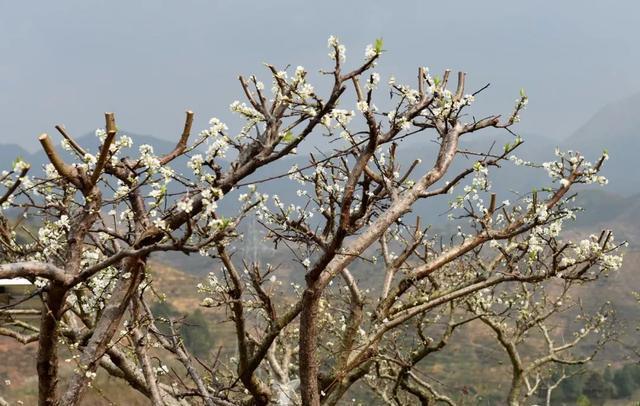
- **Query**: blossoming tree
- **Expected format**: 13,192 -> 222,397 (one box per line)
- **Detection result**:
0,37 -> 624,406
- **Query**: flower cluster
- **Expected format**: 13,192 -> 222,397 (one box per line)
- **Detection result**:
328,35 -> 346,62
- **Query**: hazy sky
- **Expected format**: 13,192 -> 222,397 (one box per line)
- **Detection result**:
1,1 -> 639,151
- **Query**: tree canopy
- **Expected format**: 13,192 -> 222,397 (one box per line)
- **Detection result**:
0,37 -> 626,406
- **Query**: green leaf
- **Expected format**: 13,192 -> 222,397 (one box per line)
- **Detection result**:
519,88 -> 526,98
281,131 -> 295,143
220,217 -> 232,230
374,38 -> 384,54
433,76 -> 441,86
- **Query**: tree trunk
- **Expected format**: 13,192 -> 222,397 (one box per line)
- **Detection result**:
37,283 -> 67,406
299,286 -> 321,406
507,372 -> 523,406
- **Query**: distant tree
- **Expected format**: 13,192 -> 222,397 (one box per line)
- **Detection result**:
554,371 -> 585,402
0,37 -> 625,406
576,394 -> 593,406
151,302 -> 211,357
613,368 -> 634,398
583,372 -> 613,406
624,363 -> 640,384
151,301 -> 178,319
182,310 -> 213,358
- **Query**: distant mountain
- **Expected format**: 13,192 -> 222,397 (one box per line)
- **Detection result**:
3,102 -> 637,231
0,144 -> 33,168
1,132 -> 183,174
563,92 -> 640,196
568,189 -> 640,246
71,132 -> 180,155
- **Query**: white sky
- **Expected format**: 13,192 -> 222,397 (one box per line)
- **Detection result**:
1,1 -> 638,150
